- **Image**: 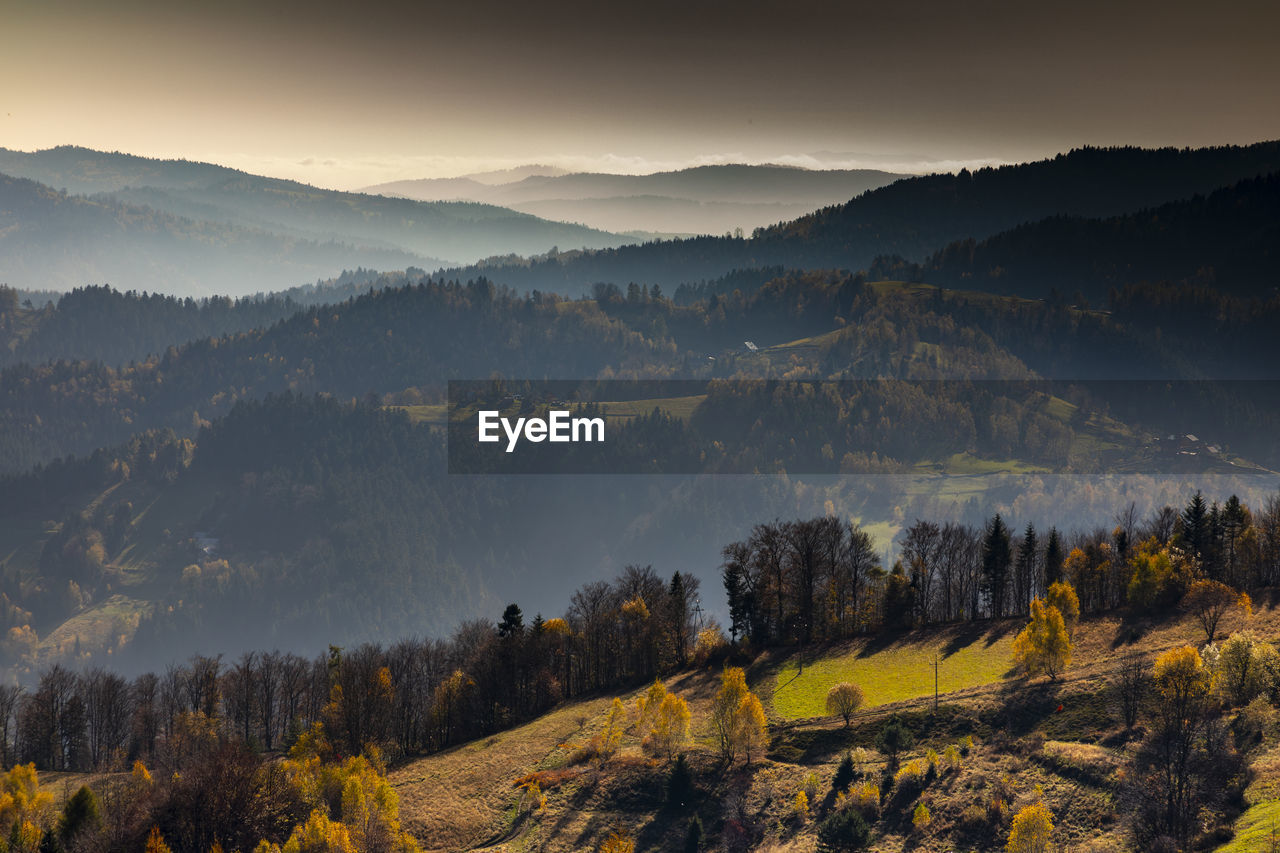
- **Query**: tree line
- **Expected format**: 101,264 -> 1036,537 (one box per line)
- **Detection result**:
722,490 -> 1280,647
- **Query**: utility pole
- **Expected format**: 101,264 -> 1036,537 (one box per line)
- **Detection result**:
933,652 -> 940,713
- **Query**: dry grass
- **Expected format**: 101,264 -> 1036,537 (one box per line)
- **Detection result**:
390,601 -> 1280,852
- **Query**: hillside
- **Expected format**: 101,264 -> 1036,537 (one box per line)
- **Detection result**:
363,165 -> 906,236
0,173 -> 427,297
902,174 -> 1280,301
388,601 -> 1278,852
434,142 -> 1280,296
0,147 -> 627,294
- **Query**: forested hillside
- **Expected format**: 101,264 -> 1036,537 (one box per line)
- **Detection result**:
0,147 -> 627,295
893,174 -> 1280,301
435,142 -> 1280,295
0,173 -> 426,297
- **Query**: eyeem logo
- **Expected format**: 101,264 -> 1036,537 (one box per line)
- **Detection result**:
478,410 -> 605,453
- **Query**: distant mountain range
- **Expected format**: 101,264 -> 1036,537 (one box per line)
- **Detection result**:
361,164 -> 905,236
433,142 -> 1280,298
0,147 -> 625,295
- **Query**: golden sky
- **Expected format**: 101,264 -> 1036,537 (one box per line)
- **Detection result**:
3,0 -> 1278,189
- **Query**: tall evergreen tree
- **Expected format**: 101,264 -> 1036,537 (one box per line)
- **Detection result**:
981,514 -> 1013,618
1014,523 -> 1039,612
1180,490 -> 1209,566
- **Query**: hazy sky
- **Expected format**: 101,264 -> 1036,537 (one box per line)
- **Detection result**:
3,0 -> 1278,189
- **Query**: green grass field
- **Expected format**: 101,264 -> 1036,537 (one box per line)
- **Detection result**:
770,628 -> 1016,718
596,395 -> 705,421
1217,800 -> 1280,853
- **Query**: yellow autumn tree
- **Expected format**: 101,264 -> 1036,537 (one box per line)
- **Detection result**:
825,682 -> 864,727
0,763 -> 52,841
599,697 -> 626,758
598,828 -> 635,853
633,679 -> 667,734
646,692 -> 691,759
1013,599 -> 1072,680
282,810 -> 355,853
277,753 -> 418,853
1044,581 -> 1080,634
1006,802 -> 1053,853
735,693 -> 769,765
711,667 -> 750,760
145,827 -> 174,853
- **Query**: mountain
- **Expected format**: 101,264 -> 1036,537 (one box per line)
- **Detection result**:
0,147 -> 628,294
893,173 -> 1280,301
0,172 -> 427,297
362,164 -> 906,235
431,142 -> 1280,296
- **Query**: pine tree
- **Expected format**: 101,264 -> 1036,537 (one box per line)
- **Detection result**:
1015,523 -> 1038,611
1043,527 -> 1064,587
982,514 -> 1013,618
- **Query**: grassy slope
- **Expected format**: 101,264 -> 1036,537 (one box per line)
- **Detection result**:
391,601 -> 1280,853
0,473 -> 218,666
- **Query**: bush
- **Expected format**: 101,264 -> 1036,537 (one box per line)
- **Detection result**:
912,801 -> 932,830
1006,802 -> 1053,853
817,808 -> 870,851
849,781 -> 881,817
832,753 -> 856,793
942,744 -> 962,772
803,771 -> 820,803
876,720 -> 914,768
793,790 -> 810,821
893,759 -> 928,795
960,802 -> 989,832
1233,696 -> 1276,750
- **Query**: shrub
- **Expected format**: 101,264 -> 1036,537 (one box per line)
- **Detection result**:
1214,631 -> 1280,706
849,746 -> 874,768
693,625 -> 728,665
960,802 -> 989,832
1006,802 -> 1053,853
817,808 -> 870,851
793,790 -> 810,821
942,744 -> 962,772
599,828 -> 635,853
876,720 -> 914,768
893,758 -> 928,795
912,801 -> 932,829
959,735 -> 975,756
519,779 -> 546,812
1233,696 -> 1276,750
803,771 -> 820,803
832,753 -> 856,793
849,781 -> 880,817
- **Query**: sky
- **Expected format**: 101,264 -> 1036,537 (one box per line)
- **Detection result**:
3,0 -> 1279,190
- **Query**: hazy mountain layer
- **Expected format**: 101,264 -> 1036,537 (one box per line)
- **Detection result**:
436,142 -> 1280,296
0,147 -> 628,293
364,164 -> 905,235
0,173 -> 426,297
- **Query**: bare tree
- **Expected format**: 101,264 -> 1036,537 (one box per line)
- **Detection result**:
82,666 -> 131,768
257,650 -> 281,750
1116,656 -> 1150,730
0,684 -> 22,767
